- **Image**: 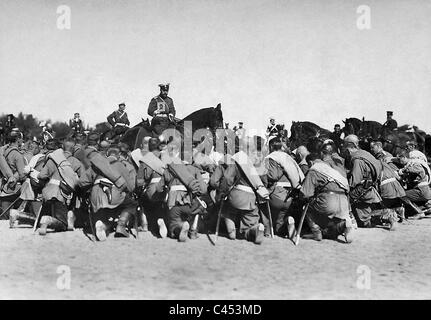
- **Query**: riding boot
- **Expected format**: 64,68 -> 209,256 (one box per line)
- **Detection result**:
380,209 -> 398,231
157,218 -> 168,238
178,221 -> 190,242
38,216 -> 67,235
224,217 -> 236,240
402,198 -> 425,219
9,209 -> 36,228
334,219 -> 354,243
302,215 -> 323,241
67,210 -> 75,231
245,223 -> 265,245
114,211 -> 131,238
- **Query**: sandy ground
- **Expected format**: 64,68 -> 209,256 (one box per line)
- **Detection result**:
1,217 -> 431,300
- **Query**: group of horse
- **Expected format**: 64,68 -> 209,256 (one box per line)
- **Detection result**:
289,117 -> 431,159
64,107 -> 430,161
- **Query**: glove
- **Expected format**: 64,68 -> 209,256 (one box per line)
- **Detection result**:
256,185 -> 269,200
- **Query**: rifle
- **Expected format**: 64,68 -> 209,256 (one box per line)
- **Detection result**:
0,196 -> 21,219
294,202 -> 309,246
293,179 -> 331,245
32,201 -> 43,233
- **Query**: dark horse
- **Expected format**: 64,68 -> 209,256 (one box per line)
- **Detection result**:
342,117 -> 382,151
289,121 -> 331,152
115,104 -> 224,150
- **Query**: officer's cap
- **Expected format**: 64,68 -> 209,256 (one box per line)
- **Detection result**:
386,111 -> 393,116
158,83 -> 170,90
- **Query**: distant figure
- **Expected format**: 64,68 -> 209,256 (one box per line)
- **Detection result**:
107,102 -> 130,136
5,114 -> 16,134
69,112 -> 84,134
233,122 -> 246,140
39,121 -> 54,143
329,124 -> 344,152
224,123 -> 229,130
265,117 -> 280,138
148,83 -> 176,135
382,111 -> 398,132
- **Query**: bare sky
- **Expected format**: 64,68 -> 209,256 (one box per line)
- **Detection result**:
1,0 -> 430,133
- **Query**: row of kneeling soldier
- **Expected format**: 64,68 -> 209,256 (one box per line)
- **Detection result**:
1,130 -> 430,244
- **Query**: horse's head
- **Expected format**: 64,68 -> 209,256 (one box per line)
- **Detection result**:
342,118 -> 355,136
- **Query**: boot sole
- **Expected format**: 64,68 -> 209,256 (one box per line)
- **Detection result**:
344,227 -> 353,243
95,221 -> 107,241
287,216 -> 296,239
178,222 -> 190,242
158,219 -> 168,238
254,223 -> 265,245
38,224 -> 48,236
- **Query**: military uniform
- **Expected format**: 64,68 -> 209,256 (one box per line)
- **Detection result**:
64,150 -> 84,178
300,160 -> 352,241
399,160 -> 431,204
136,150 -> 167,235
382,111 -> 398,132
79,150 -> 135,240
155,162 -> 207,241
69,118 -> 84,134
36,148 -> 71,233
148,95 -> 176,135
262,151 -> 303,237
348,149 -> 397,228
107,109 -> 130,136
0,144 -> 26,214
218,152 -> 267,244
266,123 -> 283,138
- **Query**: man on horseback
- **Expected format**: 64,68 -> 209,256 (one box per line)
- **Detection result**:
107,102 -> 130,137
265,117 -> 282,138
69,113 -> 84,135
382,111 -> 398,132
148,83 -> 176,136
329,124 -> 344,152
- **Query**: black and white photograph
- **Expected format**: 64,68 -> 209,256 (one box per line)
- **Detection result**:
1,0 -> 431,304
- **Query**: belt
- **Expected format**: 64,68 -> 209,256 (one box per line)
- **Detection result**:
150,177 -> 161,184
94,178 -> 113,185
234,185 -> 254,194
170,185 -> 187,192
155,114 -> 169,118
418,181 -> 430,187
275,181 -> 292,188
48,178 -> 60,186
323,190 -> 346,195
380,177 -> 396,186
115,123 -> 128,127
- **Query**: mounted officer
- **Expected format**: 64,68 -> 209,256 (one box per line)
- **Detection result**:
148,83 -> 176,135
69,113 -> 84,135
107,102 -> 130,137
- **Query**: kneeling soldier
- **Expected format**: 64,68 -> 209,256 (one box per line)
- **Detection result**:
300,153 -> 353,243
